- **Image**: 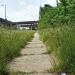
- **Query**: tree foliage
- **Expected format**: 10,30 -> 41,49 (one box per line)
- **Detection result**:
39,0 -> 75,29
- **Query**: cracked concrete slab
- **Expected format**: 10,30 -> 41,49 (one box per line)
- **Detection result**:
8,33 -> 55,75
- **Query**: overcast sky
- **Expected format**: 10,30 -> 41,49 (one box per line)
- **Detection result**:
0,0 -> 58,22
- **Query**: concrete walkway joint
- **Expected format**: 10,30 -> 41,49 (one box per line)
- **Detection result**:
8,33 -> 56,75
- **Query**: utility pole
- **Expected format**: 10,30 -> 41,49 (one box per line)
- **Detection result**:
56,0 -> 58,7
5,4 -> 7,19
39,0 -> 41,20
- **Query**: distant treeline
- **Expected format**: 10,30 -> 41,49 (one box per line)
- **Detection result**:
0,18 -> 13,27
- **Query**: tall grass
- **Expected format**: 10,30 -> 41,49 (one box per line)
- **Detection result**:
0,28 -> 34,75
39,26 -> 75,74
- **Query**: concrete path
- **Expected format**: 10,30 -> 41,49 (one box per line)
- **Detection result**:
8,33 -> 56,75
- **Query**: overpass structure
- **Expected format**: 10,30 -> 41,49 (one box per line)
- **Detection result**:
0,18 -> 39,30
13,21 -> 38,30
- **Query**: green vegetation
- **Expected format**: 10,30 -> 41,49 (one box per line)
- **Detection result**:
0,28 -> 34,75
39,0 -> 75,74
40,26 -> 75,73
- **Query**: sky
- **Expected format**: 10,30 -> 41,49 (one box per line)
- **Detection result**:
0,0 -> 58,22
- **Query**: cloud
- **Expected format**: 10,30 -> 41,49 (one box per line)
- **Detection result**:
19,1 -> 26,6
48,0 -> 57,7
40,0 -> 58,7
10,4 -> 39,22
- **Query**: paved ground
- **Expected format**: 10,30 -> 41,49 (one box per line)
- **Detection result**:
8,33 -> 57,75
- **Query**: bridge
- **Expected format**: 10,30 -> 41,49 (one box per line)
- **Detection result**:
13,21 -> 39,30
0,18 -> 39,30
